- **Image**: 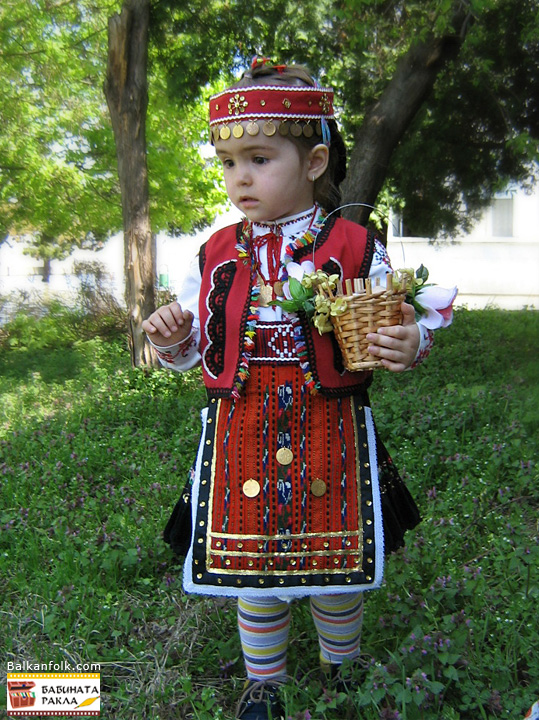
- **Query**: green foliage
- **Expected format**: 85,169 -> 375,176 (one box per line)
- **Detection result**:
0,1 -> 123,256
145,58 -> 227,235
0,0 -> 226,263
1,300 -> 80,350
153,0 -> 539,238
389,0 -> 539,237
0,308 -> 537,719
0,265 -> 126,351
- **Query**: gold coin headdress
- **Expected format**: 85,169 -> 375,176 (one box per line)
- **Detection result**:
209,84 -> 334,145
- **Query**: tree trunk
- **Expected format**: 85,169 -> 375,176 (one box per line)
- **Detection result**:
42,256 -> 51,283
341,32 -> 464,227
104,0 -> 157,367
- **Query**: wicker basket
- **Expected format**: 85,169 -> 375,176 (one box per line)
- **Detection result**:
326,274 -> 407,371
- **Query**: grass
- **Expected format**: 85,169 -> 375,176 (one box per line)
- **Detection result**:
0,307 -> 538,719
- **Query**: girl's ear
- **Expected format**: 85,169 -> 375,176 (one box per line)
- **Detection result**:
308,144 -> 330,181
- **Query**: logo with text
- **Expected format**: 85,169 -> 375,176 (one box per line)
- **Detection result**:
7,673 -> 100,716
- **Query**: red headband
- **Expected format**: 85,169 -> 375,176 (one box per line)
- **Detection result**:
209,85 -> 334,127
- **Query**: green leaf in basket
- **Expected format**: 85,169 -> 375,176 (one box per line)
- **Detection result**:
303,299 -> 316,319
288,277 -> 310,302
416,264 -> 429,283
273,299 -> 301,312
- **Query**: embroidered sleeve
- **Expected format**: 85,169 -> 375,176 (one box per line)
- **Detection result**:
149,327 -> 200,369
409,324 -> 434,369
147,255 -> 202,371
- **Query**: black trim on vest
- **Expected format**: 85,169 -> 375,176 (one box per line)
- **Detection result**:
206,223 -> 251,400
321,258 -> 346,374
232,223 -> 254,396
321,258 -> 341,278
204,260 -> 237,379
329,331 -> 345,375
362,229 -> 377,277
199,241 -> 208,276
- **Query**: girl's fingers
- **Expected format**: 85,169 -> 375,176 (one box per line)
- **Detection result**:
142,318 -> 158,334
365,318 -> 419,372
169,300 -> 186,325
143,304 -> 194,342
144,307 -> 178,337
401,302 -> 416,325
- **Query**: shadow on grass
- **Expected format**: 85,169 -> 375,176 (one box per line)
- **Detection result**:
0,346 -> 89,384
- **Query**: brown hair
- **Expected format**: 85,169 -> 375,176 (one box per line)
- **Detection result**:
232,63 -> 347,213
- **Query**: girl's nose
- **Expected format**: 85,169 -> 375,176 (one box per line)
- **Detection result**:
236,163 -> 252,186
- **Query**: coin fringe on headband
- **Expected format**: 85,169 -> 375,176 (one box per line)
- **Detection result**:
211,120 -> 324,143
209,84 -> 334,146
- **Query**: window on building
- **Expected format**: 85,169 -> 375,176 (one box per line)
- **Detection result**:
391,211 -> 418,238
491,197 -> 513,237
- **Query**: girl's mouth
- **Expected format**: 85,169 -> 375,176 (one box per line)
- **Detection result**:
239,197 -> 259,206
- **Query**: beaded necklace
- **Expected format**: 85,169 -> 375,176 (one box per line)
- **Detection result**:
232,205 -> 327,397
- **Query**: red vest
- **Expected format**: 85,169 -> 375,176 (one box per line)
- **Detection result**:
198,215 -> 376,398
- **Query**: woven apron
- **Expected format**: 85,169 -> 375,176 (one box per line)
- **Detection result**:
183,322 -> 385,598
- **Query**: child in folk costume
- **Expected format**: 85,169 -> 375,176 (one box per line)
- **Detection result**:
143,59 -> 437,720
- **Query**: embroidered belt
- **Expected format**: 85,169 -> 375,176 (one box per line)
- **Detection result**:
251,321 -> 298,363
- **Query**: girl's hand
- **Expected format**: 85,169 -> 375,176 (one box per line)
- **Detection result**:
366,302 -> 420,372
142,301 -> 194,347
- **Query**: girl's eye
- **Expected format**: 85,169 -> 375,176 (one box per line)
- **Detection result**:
253,156 -> 267,165
222,158 -> 234,169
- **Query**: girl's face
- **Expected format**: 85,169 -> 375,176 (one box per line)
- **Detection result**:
215,126 -> 315,223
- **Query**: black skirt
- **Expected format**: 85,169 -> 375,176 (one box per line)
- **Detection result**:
375,434 -> 421,554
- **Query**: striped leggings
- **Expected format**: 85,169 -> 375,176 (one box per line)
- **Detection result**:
237,593 -> 364,680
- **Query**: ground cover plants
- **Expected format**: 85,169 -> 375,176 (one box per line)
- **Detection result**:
1,306 -> 538,719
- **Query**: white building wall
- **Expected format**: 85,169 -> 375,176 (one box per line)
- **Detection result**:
0,235 -> 125,302
1,191 -> 538,319
387,190 -> 539,310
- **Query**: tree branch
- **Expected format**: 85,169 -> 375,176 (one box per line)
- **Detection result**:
341,16 -> 469,225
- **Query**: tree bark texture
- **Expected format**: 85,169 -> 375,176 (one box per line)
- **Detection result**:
104,0 -> 157,367
341,33 -> 464,227
42,256 -> 51,283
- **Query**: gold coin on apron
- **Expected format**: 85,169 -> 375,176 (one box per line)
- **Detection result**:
310,478 -> 327,497
242,478 -> 261,498
276,447 -> 294,465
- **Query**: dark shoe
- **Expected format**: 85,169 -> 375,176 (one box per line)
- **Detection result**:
235,679 -> 285,720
